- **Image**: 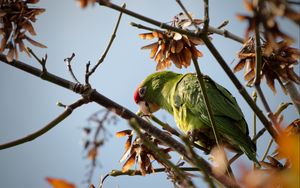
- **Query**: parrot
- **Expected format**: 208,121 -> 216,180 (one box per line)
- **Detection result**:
134,71 -> 258,164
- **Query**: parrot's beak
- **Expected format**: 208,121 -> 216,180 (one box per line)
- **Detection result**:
138,101 -> 160,115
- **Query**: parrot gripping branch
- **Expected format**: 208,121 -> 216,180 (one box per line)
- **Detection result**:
96,0 -> 279,142
0,55 -> 240,188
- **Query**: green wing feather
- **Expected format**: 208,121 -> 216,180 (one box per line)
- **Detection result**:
172,73 -> 258,163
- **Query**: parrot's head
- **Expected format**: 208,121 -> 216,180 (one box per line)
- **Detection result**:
134,79 -> 160,115
134,71 -> 180,115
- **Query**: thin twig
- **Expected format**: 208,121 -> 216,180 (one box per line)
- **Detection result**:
175,0 -> 200,31
261,139 -> 274,161
217,20 -> 229,29
27,47 -> 47,73
100,167 -> 199,187
253,27 -> 278,126
85,61 -> 91,85
64,53 -> 80,83
202,0 -> 209,33
129,118 -> 196,188
252,91 -> 257,140
108,167 -> 199,177
192,58 -> 220,147
98,1 -> 244,43
274,102 -> 293,118
87,3 -> 125,79
0,98 -> 88,150
252,91 -> 257,168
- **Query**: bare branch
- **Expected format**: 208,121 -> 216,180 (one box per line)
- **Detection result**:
27,47 -> 47,73
87,3 -> 125,79
175,0 -> 200,31
0,98 -> 88,150
192,58 -> 220,146
98,1 -> 244,43
253,25 -> 278,126
261,139 -> 274,161
64,53 -> 80,83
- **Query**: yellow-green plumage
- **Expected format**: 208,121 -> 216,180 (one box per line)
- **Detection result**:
138,71 -> 258,163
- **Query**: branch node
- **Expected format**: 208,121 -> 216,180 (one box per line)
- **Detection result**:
27,47 -> 48,74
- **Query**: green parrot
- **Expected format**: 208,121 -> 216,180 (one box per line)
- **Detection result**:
134,71 -> 258,163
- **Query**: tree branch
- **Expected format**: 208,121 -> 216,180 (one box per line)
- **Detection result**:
0,98 -> 88,150
97,1 -> 244,43
0,56 -> 240,188
86,3 -> 125,79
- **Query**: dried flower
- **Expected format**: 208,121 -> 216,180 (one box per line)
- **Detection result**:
139,13 -> 204,70
140,30 -> 203,70
237,0 -> 298,50
116,129 -> 172,176
0,0 -> 46,61
234,37 -> 300,93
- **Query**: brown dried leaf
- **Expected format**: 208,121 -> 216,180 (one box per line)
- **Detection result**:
175,40 -> 184,53
243,0 -> 253,12
124,135 -> 133,152
149,43 -> 159,59
23,20 -> 36,36
122,152 -> 136,172
266,75 -> 277,93
0,37 -> 7,53
189,37 -> 204,45
152,31 -> 163,39
154,49 -> 162,63
190,45 -> 203,59
182,35 -> 191,47
182,47 -> 192,67
141,42 -> 158,50
6,44 -> 15,62
170,54 -> 182,69
25,35 -> 47,48
287,68 -> 300,84
234,60 -> 246,73
116,130 -> 133,138
139,33 -> 154,40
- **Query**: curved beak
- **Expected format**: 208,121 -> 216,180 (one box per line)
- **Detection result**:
138,101 -> 160,115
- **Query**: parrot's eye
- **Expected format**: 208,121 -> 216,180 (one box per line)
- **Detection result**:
139,87 -> 146,97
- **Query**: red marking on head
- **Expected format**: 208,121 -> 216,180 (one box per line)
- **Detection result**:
134,87 -> 140,104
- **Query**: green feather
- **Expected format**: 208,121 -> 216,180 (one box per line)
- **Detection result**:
140,71 -> 258,164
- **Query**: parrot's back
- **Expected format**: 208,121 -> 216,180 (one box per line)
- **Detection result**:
171,73 -> 258,163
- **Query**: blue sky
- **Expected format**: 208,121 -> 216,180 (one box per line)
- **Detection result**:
0,1 -> 299,188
